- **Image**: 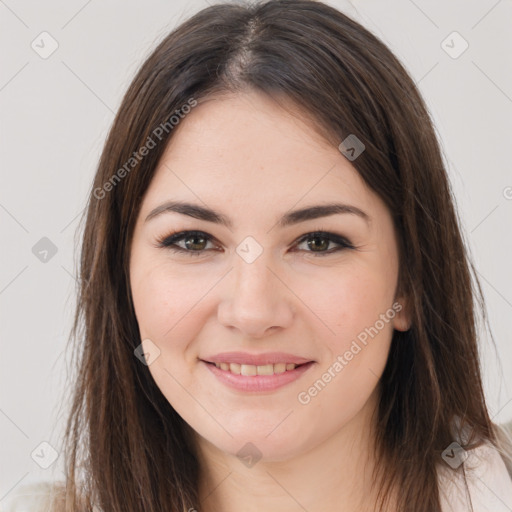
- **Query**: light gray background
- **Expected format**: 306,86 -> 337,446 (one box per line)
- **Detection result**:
1,0 -> 511,499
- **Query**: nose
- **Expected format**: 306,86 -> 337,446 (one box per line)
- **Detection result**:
217,251 -> 294,339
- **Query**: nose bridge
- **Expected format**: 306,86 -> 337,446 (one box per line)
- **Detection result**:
235,251 -> 274,300
217,245 -> 294,336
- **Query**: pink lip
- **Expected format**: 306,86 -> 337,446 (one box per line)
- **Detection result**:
203,351 -> 314,366
202,359 -> 315,392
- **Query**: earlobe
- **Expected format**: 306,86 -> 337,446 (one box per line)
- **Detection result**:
392,296 -> 412,332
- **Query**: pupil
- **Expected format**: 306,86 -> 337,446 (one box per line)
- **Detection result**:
309,236 -> 328,251
185,235 -> 206,250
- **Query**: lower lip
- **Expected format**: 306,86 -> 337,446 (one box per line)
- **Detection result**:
202,361 -> 315,392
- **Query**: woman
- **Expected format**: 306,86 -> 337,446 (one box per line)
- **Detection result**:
4,1 -> 512,511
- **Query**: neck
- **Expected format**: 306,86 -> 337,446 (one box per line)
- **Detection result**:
195,389 -> 392,512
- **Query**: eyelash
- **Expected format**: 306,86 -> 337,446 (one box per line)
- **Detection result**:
154,229 -> 355,257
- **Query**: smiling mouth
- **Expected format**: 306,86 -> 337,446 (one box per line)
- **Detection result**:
207,361 -> 304,376
202,358 -> 315,392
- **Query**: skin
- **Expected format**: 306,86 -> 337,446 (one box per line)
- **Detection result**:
129,90 -> 411,511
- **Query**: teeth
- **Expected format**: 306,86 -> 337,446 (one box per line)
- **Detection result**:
274,363 -> 286,374
241,364 -> 257,376
256,364 -> 273,375
229,363 -> 241,375
214,362 -> 298,375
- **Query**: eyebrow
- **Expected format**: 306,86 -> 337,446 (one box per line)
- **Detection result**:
144,200 -> 370,228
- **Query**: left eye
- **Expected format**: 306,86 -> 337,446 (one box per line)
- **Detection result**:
294,232 -> 354,254
155,230 -> 354,256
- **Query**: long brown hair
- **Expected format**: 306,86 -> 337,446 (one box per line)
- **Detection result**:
54,1 -> 509,510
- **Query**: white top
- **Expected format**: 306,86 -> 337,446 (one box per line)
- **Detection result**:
438,441 -> 512,511
1,442 -> 511,511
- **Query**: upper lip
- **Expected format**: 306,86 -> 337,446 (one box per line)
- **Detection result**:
202,352 -> 314,366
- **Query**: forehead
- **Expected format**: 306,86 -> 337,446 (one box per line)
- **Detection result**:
141,91 -> 380,222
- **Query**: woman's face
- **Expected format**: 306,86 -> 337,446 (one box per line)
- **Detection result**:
129,91 -> 410,461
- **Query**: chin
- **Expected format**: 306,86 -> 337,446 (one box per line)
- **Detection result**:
199,421 -> 315,465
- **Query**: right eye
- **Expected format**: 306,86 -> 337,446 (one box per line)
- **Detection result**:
155,230 -> 219,256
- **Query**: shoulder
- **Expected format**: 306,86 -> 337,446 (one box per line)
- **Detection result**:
0,481 -> 65,512
438,439 -> 512,512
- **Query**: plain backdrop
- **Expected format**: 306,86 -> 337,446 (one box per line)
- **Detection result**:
1,0 -> 511,499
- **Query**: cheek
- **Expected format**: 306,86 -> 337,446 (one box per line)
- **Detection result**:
294,274 -> 395,436
131,255 -> 204,338
130,261 -> 209,403
296,264 -> 396,399
302,263 -> 396,345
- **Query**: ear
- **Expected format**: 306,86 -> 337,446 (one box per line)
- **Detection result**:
391,295 -> 412,332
